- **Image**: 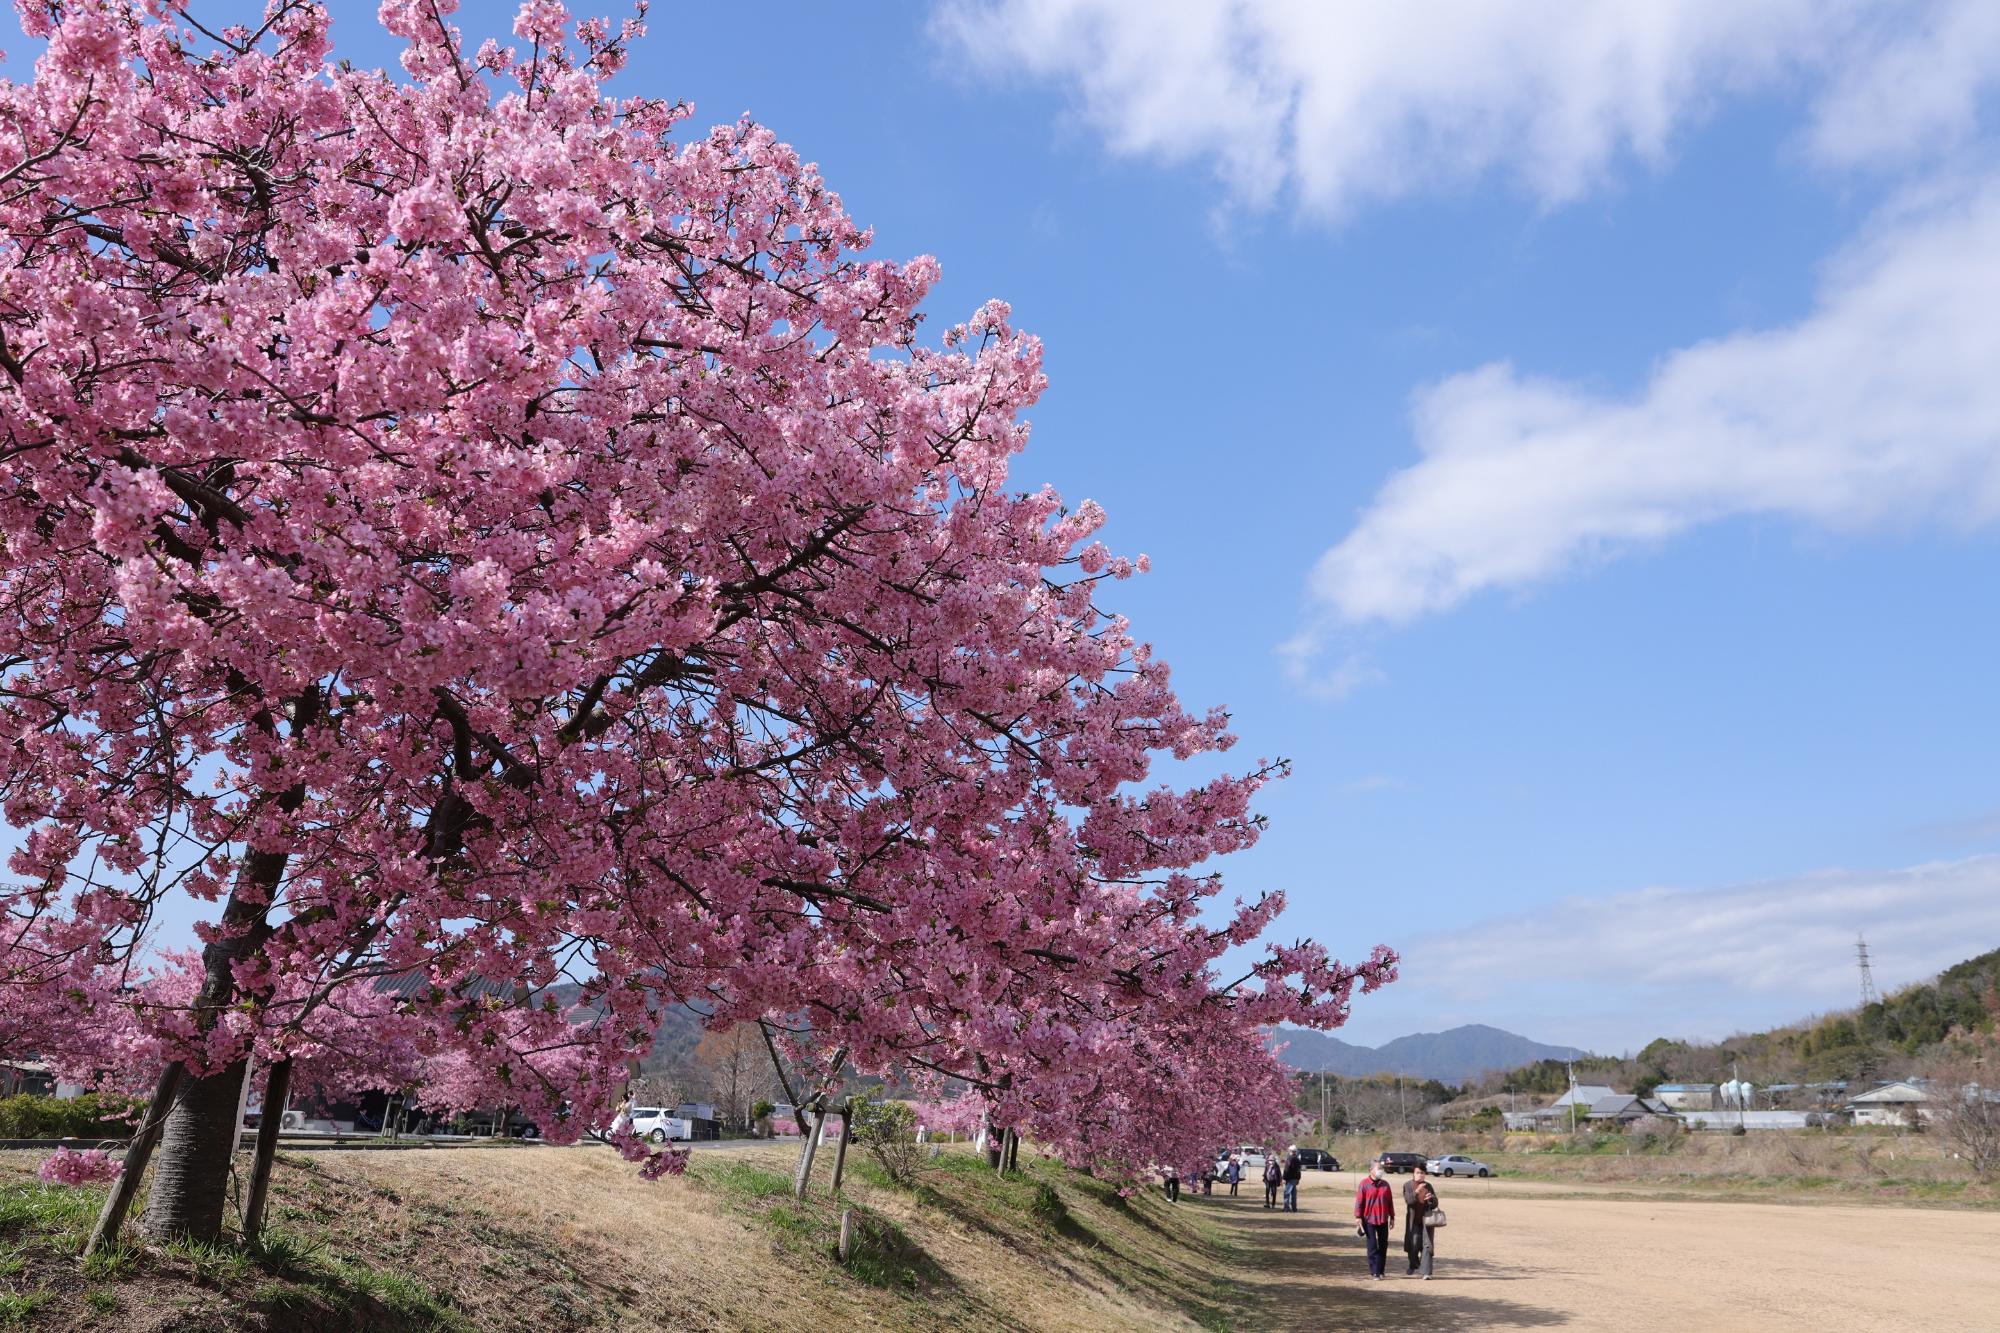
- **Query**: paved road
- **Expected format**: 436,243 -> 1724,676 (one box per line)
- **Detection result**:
1198,1168 -> 2000,1329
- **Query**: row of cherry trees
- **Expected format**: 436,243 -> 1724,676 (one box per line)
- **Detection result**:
0,0 -> 1395,1246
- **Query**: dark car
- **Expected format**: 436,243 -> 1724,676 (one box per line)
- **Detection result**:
1293,1148 -> 1340,1171
1376,1151 -> 1428,1174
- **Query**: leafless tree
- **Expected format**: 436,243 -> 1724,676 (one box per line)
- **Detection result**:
694,1023 -> 767,1127
1922,1036 -> 2000,1178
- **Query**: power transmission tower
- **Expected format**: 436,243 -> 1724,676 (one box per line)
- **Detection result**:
1856,934 -> 1879,1007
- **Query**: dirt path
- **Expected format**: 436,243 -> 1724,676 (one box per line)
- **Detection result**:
1197,1169 -> 2000,1330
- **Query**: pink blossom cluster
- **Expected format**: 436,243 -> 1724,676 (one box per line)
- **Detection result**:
38,1147 -> 123,1187
0,0 -> 1395,1193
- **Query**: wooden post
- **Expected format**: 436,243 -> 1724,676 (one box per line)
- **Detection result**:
829,1097 -> 856,1194
838,1207 -> 854,1264
232,1059 -> 256,1150
241,1058 -> 292,1245
792,1099 -> 824,1200
85,1062 -> 183,1256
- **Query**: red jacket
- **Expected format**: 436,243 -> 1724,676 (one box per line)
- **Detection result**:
1354,1176 -> 1395,1226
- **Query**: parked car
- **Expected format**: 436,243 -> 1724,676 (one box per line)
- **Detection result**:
613,1106 -> 691,1144
1214,1145 -> 1268,1172
1292,1148 -> 1340,1171
1376,1150 -> 1428,1174
1426,1153 -> 1493,1178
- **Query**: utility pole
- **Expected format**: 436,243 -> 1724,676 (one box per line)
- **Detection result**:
1319,1070 -> 1328,1140
1567,1061 -> 1577,1135
1857,934 -> 1879,1007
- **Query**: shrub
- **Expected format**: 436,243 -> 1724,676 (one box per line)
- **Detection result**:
0,1093 -> 139,1141
851,1101 -> 924,1186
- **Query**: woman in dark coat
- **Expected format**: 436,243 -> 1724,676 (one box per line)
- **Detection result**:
1401,1164 -> 1439,1278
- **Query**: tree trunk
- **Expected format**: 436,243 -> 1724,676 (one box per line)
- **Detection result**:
241,1058 -> 292,1245
141,1057 -> 250,1244
84,1062 -> 183,1256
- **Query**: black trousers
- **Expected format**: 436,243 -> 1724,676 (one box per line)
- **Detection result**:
1362,1222 -> 1390,1277
1263,1181 -> 1278,1207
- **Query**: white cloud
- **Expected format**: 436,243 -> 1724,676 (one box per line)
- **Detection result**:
1391,854 -> 2000,1051
937,0 -> 2000,220
1309,175 -> 2000,625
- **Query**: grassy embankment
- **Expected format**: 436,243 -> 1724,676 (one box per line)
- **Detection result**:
1,1142 -> 1251,1332
1316,1128 -> 2000,1206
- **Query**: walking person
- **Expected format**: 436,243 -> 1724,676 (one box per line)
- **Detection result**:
1402,1164 -> 1440,1279
1354,1160 -> 1396,1280
1162,1167 -> 1179,1203
1281,1144 -> 1303,1212
1262,1153 -> 1282,1209
1225,1153 -> 1242,1197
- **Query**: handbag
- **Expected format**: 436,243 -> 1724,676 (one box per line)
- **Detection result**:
1424,1207 -> 1446,1229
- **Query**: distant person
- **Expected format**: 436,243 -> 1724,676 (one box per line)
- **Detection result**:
1201,1162 -> 1216,1196
1354,1161 -> 1396,1280
1262,1153 -> 1282,1209
1163,1168 -> 1179,1203
1282,1145 -> 1304,1211
1402,1164 -> 1440,1280
1225,1153 -> 1242,1197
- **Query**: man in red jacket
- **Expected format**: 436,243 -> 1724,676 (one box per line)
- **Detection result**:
1353,1159 -> 1396,1280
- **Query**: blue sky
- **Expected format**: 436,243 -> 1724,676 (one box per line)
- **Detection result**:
9,2 -> 2000,1055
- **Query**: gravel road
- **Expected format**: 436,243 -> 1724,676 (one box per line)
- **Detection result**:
1205,1168 -> 2000,1329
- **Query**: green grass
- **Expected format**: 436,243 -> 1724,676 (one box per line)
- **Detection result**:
80,1239 -> 137,1279
695,1158 -> 795,1204
164,1234 -> 254,1285
324,1258 -> 474,1331
0,1180 -> 106,1254
84,1288 -> 119,1313
0,1289 -> 50,1328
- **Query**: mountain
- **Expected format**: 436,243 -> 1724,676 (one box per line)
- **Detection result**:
1269,1023 -> 1585,1083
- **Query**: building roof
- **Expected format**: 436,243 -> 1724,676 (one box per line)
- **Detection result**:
1847,1081 -> 1928,1105
1653,1084 -> 1715,1093
1683,1110 -> 1815,1130
1549,1084 -> 1618,1108
1587,1094 -> 1674,1118
370,971 -> 532,1005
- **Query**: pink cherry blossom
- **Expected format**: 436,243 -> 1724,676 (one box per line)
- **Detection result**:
0,0 -> 1394,1236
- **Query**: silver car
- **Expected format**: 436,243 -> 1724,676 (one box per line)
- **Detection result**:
1426,1153 -> 1493,1177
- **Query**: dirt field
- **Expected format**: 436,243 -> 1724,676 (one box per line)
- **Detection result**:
1205,1169 -> 2000,1330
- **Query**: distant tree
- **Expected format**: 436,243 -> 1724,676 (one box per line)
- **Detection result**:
1922,1036 -> 2000,1177
692,1024 -> 765,1127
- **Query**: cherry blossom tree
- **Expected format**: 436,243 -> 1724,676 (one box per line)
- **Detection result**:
0,0 -> 1394,1248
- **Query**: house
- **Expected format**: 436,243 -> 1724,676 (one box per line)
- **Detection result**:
1585,1094 -> 1676,1123
0,1060 -> 56,1098
1652,1083 -> 1716,1111
1510,1085 -> 1619,1129
1847,1081 -> 1929,1127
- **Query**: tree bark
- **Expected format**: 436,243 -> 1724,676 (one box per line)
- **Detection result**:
141,1056 -> 250,1244
84,1062 -> 182,1256
241,1058 -> 292,1245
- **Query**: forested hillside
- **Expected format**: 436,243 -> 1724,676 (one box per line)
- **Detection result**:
1464,946 -> 2000,1098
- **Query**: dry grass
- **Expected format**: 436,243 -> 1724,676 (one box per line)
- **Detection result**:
0,1141 -> 1244,1332
1318,1127 -> 2000,1205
